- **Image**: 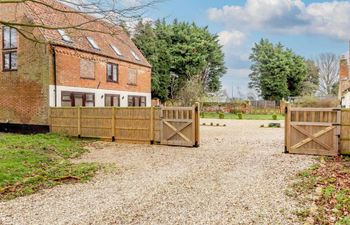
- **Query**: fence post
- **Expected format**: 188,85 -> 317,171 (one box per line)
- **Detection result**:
77,107 -> 81,137
112,107 -> 116,142
284,103 -> 290,153
194,102 -> 200,147
150,106 -> 154,144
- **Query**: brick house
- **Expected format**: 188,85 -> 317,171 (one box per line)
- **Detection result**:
0,0 -> 152,131
339,54 -> 350,108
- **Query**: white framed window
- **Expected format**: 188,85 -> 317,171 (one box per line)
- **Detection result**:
130,50 -> 140,61
110,44 -> 122,56
58,29 -> 72,42
87,37 -> 100,50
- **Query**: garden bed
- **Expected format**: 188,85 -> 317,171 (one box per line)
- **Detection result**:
286,156 -> 350,224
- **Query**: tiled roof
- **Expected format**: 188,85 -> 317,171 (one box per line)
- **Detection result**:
23,0 -> 151,67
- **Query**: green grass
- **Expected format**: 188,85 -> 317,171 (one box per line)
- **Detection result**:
201,112 -> 285,120
0,133 -> 98,200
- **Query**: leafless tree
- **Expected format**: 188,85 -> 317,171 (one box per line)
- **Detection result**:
177,76 -> 205,106
0,0 -> 160,43
315,53 -> 339,96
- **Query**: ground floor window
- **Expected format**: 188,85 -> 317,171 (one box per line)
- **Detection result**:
3,51 -> 17,71
61,92 -> 95,107
105,94 -> 120,107
128,96 -> 146,107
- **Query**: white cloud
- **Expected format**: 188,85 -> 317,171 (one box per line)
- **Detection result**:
208,0 -> 350,40
218,30 -> 246,47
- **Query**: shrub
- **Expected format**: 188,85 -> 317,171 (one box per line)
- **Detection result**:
219,113 -> 225,119
292,96 -> 339,108
272,114 -> 277,120
238,113 -> 243,120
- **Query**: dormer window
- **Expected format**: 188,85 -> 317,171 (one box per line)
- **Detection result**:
58,29 -> 72,42
87,37 -> 100,50
110,44 -> 122,56
130,50 -> 140,61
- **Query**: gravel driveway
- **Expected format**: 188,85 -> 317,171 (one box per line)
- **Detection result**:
0,119 -> 315,225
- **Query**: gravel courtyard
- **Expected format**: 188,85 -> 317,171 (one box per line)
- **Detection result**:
0,119 -> 315,225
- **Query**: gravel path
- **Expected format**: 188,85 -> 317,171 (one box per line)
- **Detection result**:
0,119 -> 315,225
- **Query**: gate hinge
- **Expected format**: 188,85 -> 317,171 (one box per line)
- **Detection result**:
332,123 -> 341,126
285,107 -> 288,114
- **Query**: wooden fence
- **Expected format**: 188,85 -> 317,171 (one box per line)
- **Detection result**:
50,104 -> 200,147
285,105 -> 349,156
340,109 -> 350,155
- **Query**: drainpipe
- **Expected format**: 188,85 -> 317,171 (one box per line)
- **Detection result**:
52,47 -> 57,107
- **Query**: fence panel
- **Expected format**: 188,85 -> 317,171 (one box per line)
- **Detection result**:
115,107 -> 152,143
340,109 -> 350,155
81,108 -> 113,138
50,107 -> 79,136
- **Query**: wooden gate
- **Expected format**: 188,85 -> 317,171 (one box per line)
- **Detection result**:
285,107 -> 340,156
161,103 -> 200,147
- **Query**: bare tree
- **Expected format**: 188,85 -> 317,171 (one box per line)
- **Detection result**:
316,53 -> 339,96
0,0 -> 160,43
177,76 -> 205,106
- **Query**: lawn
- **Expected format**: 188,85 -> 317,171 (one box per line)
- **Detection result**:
201,112 -> 285,120
0,133 -> 98,200
286,157 -> 350,224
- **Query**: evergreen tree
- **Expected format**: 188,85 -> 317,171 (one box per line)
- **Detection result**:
249,39 -> 307,100
133,19 -> 226,101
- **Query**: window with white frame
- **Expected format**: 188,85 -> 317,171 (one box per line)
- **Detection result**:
87,37 -> 100,50
130,50 -> 140,61
58,29 -> 72,42
110,44 -> 122,56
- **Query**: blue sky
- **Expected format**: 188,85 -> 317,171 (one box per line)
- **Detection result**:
143,0 -> 350,98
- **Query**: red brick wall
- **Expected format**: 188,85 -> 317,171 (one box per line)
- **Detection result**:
0,5 -> 50,125
339,57 -> 350,97
53,47 -> 151,93
340,58 -> 348,80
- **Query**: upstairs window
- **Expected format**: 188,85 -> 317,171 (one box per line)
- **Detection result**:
106,63 -> 118,82
110,44 -> 122,56
2,26 -> 17,71
130,50 -> 140,61
87,37 -> 100,50
3,26 -> 17,49
58,29 -> 72,42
